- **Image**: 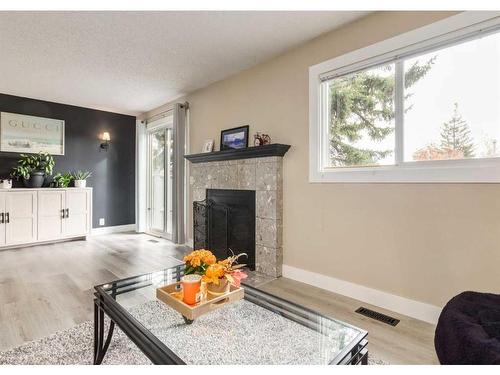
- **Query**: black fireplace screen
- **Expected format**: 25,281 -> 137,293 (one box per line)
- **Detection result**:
193,189 -> 255,270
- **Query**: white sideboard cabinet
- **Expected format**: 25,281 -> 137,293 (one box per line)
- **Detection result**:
0,188 -> 92,249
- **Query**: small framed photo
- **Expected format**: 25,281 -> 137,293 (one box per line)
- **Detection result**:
202,139 -> 214,153
220,125 -> 249,151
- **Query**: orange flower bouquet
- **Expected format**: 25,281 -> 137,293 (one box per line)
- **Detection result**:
183,249 -> 216,275
202,252 -> 247,296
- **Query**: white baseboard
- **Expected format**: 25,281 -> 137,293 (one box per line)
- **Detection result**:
282,264 -> 442,324
91,224 -> 136,236
185,238 -> 194,248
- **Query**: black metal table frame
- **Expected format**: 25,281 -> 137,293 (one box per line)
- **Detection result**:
93,265 -> 368,365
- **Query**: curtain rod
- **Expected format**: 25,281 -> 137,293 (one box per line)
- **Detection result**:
145,102 -> 189,124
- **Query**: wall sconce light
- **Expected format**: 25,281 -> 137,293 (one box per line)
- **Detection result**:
100,131 -> 110,151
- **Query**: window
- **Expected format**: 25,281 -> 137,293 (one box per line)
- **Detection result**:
309,12 -> 500,182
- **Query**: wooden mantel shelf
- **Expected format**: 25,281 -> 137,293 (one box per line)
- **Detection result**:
184,143 -> 291,164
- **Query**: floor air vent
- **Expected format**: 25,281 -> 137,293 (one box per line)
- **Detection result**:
355,307 -> 400,326
148,239 -> 159,243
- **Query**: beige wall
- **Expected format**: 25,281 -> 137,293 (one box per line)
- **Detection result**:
146,11 -> 500,308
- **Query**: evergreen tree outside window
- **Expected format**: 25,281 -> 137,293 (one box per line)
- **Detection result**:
328,64 -> 396,167
327,58 -> 435,167
403,35 -> 500,163
440,103 -> 475,158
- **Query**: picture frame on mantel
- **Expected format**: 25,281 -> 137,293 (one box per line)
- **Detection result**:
202,139 -> 214,153
0,112 -> 65,155
220,125 -> 249,151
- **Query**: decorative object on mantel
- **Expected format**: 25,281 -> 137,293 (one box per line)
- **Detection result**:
253,132 -> 271,146
100,131 -> 111,151
201,139 -> 214,153
71,170 -> 92,188
156,249 -> 247,324
184,143 -> 291,163
0,112 -> 65,155
220,125 -> 249,151
0,179 -> 12,189
10,152 -> 55,188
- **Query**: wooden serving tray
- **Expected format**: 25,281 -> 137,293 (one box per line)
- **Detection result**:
156,282 -> 244,323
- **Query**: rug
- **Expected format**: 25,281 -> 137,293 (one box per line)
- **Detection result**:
0,300 -> 388,365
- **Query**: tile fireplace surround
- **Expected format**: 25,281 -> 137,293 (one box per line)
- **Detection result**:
189,155 -> 284,277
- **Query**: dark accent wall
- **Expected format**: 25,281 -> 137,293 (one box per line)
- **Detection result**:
0,93 -> 136,228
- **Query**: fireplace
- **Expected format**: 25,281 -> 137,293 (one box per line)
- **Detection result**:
193,189 -> 255,269
186,145 -> 290,277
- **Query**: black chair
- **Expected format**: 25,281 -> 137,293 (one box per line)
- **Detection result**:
435,291 -> 500,364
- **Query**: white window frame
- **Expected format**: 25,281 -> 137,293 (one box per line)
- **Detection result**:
309,11 -> 500,183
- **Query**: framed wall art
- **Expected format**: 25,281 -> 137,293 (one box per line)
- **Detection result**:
220,125 -> 249,151
0,112 -> 65,155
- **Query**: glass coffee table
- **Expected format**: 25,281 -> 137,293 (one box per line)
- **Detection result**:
93,264 -> 368,365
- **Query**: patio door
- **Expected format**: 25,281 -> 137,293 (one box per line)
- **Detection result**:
146,119 -> 173,239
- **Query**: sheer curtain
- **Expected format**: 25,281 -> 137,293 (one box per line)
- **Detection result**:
171,102 -> 187,244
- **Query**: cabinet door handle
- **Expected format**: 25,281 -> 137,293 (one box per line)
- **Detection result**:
5,212 -> 9,224
61,209 -> 66,219
66,208 -> 69,218
0,212 -> 3,224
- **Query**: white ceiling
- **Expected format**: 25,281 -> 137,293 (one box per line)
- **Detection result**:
0,11 -> 369,116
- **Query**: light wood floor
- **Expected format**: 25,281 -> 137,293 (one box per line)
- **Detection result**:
260,279 -> 438,364
0,233 -> 438,364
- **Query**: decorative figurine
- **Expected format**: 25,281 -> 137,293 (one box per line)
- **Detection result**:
254,132 -> 263,146
261,133 -> 271,145
254,132 -> 271,146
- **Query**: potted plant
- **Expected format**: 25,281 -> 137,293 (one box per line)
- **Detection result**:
71,170 -> 92,188
183,249 -> 217,275
10,152 -> 55,188
202,252 -> 247,297
52,172 -> 73,188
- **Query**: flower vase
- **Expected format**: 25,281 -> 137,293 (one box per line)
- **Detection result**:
207,278 -> 229,297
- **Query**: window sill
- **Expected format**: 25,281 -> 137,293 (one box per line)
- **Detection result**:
309,159 -> 500,183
